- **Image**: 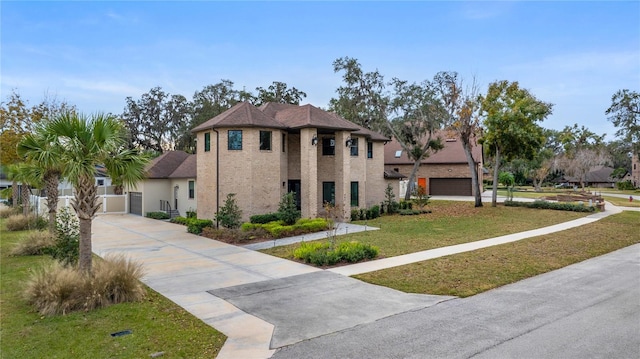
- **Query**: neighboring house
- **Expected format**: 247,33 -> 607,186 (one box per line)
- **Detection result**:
565,165 -> 616,188
632,152 -> 640,188
191,102 -> 389,221
383,132 -> 483,196
127,151 -> 197,217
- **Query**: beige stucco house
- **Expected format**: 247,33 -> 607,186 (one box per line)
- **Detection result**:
128,151 -> 197,217
191,102 -> 390,221
384,131 -> 484,196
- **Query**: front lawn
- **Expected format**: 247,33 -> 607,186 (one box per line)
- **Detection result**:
355,211 -> 640,297
1,223 -> 227,359
261,201 -> 588,259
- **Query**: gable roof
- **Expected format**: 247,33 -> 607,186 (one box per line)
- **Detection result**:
566,166 -> 615,184
191,102 -> 287,132
169,154 -> 196,178
384,130 -> 482,165
146,151 -> 195,179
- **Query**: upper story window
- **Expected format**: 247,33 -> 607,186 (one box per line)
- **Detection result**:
260,131 -> 272,151
228,130 -> 242,150
350,138 -> 359,156
204,132 -> 211,152
367,141 -> 373,158
322,137 -> 335,156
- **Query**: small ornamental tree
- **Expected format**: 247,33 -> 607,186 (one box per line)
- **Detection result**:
216,193 -> 242,229
384,184 -> 399,214
412,185 -> 430,212
278,192 -> 300,225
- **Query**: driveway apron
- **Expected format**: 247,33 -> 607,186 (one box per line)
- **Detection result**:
91,215 -> 451,358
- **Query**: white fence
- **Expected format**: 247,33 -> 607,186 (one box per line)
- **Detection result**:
32,194 -> 127,216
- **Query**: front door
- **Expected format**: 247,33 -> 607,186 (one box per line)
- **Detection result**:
417,177 -> 427,192
288,180 -> 301,210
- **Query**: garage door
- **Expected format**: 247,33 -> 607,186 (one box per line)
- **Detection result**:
429,178 -> 472,196
129,192 -> 142,215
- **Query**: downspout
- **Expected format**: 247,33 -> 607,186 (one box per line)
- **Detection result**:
212,128 -> 220,228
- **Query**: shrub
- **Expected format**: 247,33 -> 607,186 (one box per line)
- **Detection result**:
0,206 -> 18,219
384,184 -> 399,215
5,214 -> 47,231
170,216 -> 189,225
24,261 -> 87,316
412,185 -> 430,211
187,219 -> 214,234
202,226 -> 270,243
278,192 -> 301,225
504,200 -> 596,212
50,207 -> 79,265
250,212 -> 281,224
24,255 -> 146,316
146,211 -> 170,220
90,253 -> 146,308
335,241 -> 379,263
293,241 -> 379,266
215,193 -> 242,229
617,180 -> 635,190
350,208 -> 360,221
186,210 -> 197,218
367,205 -> 380,219
10,231 -> 56,256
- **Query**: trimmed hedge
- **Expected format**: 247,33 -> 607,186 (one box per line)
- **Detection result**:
146,211 -> 170,220
241,218 -> 329,238
293,241 -> 379,266
250,213 -> 281,224
170,216 -> 214,234
505,200 -> 596,212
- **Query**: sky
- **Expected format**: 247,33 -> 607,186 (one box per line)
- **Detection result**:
2,1 -> 639,140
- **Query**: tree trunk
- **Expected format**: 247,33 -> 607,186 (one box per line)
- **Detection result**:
405,160 -> 422,201
461,137 -> 482,207
72,176 -> 100,274
45,172 -> 60,234
11,180 -> 18,208
21,183 -> 30,216
491,147 -> 501,207
78,217 -> 93,273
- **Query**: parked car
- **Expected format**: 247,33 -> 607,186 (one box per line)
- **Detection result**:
555,182 -> 571,188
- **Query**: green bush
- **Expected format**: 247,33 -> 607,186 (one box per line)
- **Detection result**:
617,180 -> 635,190
335,241 -> 379,263
146,211 -> 170,220
170,216 -> 189,225
350,208 -> 361,221
187,219 -> 214,234
278,192 -> 301,225
505,200 -> 596,212
242,218 -> 329,238
293,241 -> 379,266
367,205 -> 380,219
186,210 -> 197,218
250,213 -> 281,224
202,226 -> 270,243
215,193 -> 242,229
48,207 -> 80,266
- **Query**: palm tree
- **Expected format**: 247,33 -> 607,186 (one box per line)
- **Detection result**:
5,162 -> 37,216
42,112 -> 149,273
17,126 -> 65,233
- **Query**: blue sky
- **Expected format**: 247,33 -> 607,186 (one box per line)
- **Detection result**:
2,1 -> 638,139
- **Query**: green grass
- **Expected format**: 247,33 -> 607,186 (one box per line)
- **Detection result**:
261,201 -> 587,259
355,211 -> 640,297
1,224 -> 227,359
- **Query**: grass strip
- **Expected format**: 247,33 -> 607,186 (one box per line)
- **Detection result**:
1,225 -> 227,359
354,211 -> 640,298
261,201 -> 587,259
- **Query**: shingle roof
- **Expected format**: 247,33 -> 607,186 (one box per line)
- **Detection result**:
191,102 -> 287,132
273,104 -> 361,131
351,124 -> 390,142
384,169 -> 407,179
169,154 -> 196,178
146,151 -> 191,179
384,130 -> 482,165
